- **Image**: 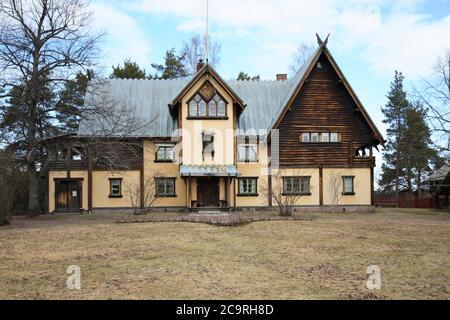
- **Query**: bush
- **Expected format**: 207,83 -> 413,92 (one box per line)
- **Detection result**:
0,212 -> 11,226
117,213 -> 313,226
0,149 -> 27,217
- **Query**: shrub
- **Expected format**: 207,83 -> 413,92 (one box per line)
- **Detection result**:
117,213 -> 313,226
0,212 -> 10,226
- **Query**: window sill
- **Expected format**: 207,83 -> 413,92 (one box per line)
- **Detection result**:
237,193 -> 259,197
154,160 -> 174,163
237,160 -> 258,164
282,192 -> 311,196
342,192 -> 356,196
155,194 -> 177,198
109,195 -> 123,198
187,116 -> 228,120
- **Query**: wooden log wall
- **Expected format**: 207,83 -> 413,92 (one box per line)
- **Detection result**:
277,53 -> 377,168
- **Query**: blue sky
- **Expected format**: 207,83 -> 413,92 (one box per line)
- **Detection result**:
90,0 -> 450,179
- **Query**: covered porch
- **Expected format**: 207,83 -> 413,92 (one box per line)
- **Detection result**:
180,165 -> 238,210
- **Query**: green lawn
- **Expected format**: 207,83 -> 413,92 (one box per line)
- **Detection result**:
0,208 -> 449,299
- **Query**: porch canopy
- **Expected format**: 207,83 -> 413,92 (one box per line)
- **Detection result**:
179,165 -> 238,177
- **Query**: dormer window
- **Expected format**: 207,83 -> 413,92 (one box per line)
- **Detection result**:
187,84 -> 227,119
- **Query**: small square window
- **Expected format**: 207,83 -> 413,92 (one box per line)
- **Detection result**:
342,176 -> 354,195
238,178 -> 257,195
301,133 -> 310,142
238,144 -> 257,162
311,133 -> 319,142
109,178 -> 122,197
330,132 -> 339,142
321,133 -> 330,142
156,178 -> 176,197
156,145 -> 173,162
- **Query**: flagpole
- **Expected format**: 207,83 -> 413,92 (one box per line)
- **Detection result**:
206,0 -> 209,63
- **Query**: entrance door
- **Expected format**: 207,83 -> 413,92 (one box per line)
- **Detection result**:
55,180 -> 81,211
197,177 -> 219,207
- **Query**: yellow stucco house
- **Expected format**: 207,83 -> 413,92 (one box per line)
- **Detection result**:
45,39 -> 384,213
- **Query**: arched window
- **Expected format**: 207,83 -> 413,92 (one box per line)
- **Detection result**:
189,94 -> 202,117
188,91 -> 227,118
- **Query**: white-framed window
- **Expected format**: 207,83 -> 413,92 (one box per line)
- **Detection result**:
198,100 -> 207,117
301,132 -> 339,143
330,132 -> 339,142
188,93 -> 227,118
217,99 -> 226,117
283,177 -> 311,195
237,144 -> 257,162
238,178 -> 258,195
155,145 -> 173,162
342,176 -> 355,195
301,133 -> 310,142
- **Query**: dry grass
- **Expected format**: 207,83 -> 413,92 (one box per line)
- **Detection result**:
0,208 -> 449,299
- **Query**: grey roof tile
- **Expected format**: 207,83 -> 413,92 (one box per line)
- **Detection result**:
78,49 -> 320,137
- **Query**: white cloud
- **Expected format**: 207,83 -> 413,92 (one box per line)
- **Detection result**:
128,0 -> 450,79
362,14 -> 450,77
90,2 -> 151,72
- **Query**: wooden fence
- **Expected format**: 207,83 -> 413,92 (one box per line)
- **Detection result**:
375,197 -> 448,209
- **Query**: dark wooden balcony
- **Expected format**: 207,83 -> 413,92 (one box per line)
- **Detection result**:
47,160 -> 88,171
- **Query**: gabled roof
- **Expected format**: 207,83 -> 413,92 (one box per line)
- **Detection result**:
168,63 -> 246,113
424,164 -> 450,182
269,42 -> 384,144
78,39 -> 383,143
78,76 -> 292,137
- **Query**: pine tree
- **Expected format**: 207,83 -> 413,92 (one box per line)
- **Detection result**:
379,71 -> 409,198
402,102 -> 438,196
111,59 -> 147,79
151,49 -> 188,79
56,71 -> 92,132
237,72 -> 260,81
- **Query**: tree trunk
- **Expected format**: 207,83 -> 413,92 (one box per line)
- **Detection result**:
417,169 -> 422,199
27,163 -> 40,216
395,122 -> 400,205
26,90 -> 39,216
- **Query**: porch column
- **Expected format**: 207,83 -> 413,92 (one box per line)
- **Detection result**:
186,176 -> 191,210
88,148 -> 93,212
225,176 -> 230,211
319,165 -> 323,206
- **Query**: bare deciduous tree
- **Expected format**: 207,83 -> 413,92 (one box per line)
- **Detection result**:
181,34 -> 221,74
0,149 -> 21,225
0,0 -> 102,215
416,51 -> 450,158
290,43 -> 315,74
261,170 -> 310,216
44,82 -> 157,180
125,174 -> 159,215
327,171 -> 357,212
327,171 -> 344,213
